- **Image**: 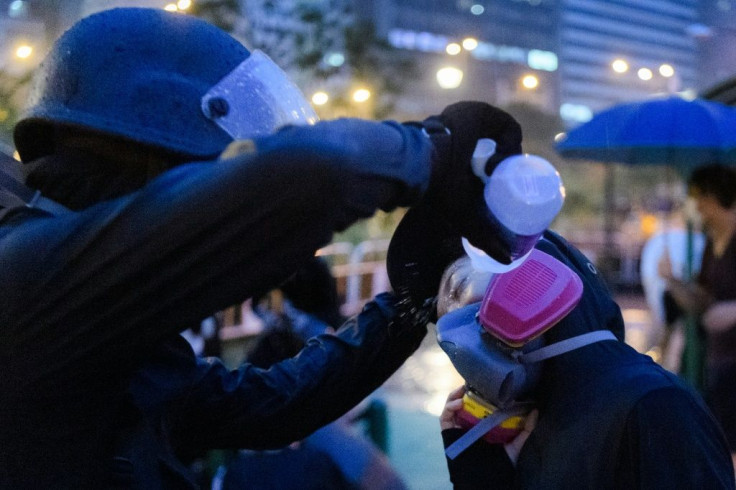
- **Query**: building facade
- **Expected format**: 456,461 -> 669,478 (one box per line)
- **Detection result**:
355,0 -> 560,119
559,0 -> 699,122
356,0 -> 713,124
2,0 -> 736,126
697,0 -> 736,103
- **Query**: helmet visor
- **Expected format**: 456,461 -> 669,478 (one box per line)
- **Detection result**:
201,50 -> 318,140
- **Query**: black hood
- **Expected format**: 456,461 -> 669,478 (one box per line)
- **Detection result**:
536,231 -> 625,344
534,231 -> 631,405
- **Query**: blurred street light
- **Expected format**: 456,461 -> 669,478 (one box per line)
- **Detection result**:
445,43 -> 461,56
612,57 -> 680,92
637,67 -> 653,81
612,59 -> 629,73
309,86 -> 375,119
164,1 -> 191,12
311,91 -> 329,106
521,74 -> 539,89
14,44 -> 33,59
436,66 -> 463,89
659,63 -> 675,78
462,37 -> 478,51
352,88 -> 371,103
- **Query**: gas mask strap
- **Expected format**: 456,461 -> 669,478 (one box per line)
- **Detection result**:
444,330 -> 617,460
0,155 -> 69,217
519,330 -> 618,364
446,405 -> 529,460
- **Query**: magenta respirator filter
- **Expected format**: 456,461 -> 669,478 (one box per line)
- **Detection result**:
479,248 -> 583,347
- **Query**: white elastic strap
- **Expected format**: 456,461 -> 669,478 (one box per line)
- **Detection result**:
445,405 -> 528,460
445,330 -> 617,459
519,330 -> 617,364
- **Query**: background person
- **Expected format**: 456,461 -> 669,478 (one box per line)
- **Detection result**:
659,163 -> 736,469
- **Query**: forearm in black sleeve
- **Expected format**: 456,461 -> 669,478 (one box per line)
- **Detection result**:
0,119 -> 432,384
170,292 -> 428,450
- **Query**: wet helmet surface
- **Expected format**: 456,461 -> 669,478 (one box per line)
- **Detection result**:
14,8 -> 251,161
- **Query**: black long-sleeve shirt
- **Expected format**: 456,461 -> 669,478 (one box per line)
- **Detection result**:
0,119 -> 433,488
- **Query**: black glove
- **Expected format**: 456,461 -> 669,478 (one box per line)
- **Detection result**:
387,102 -> 523,310
386,202 -> 465,314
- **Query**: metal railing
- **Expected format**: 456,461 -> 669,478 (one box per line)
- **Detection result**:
220,232 -> 647,343
318,239 -> 391,316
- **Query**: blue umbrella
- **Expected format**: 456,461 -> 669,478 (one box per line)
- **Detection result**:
556,95 -> 736,170
555,95 -> 736,391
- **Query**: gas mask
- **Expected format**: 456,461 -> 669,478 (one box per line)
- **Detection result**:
436,248 -> 617,459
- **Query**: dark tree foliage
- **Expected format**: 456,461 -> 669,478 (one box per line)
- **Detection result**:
0,70 -> 33,151
190,0 -> 242,32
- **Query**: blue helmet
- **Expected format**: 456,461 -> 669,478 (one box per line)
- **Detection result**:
14,8 -> 313,162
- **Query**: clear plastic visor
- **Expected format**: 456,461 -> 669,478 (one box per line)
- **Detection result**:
201,50 -> 318,140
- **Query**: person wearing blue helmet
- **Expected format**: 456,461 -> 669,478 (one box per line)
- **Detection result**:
0,7 -> 527,488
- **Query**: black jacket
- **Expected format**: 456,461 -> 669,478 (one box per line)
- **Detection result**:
0,119 -> 432,488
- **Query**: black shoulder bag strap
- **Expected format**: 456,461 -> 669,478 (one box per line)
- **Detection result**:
0,151 -> 69,220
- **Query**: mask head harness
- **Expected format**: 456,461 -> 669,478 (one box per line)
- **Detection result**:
0,152 -> 68,220
436,248 -> 617,459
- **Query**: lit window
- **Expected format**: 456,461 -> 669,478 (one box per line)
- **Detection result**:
528,50 -> 558,71
560,103 -> 593,123
325,52 -> 345,67
470,4 -> 485,15
8,0 -> 28,18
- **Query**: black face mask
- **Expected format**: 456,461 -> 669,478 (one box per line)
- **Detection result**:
24,135 -> 192,211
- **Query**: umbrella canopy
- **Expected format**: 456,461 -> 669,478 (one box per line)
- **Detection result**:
556,96 -> 736,169
554,95 -> 736,392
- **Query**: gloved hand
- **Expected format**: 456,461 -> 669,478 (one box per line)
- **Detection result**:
387,202 -> 465,312
387,102 -> 523,310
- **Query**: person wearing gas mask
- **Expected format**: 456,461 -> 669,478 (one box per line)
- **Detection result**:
388,196 -> 734,486
0,8 -> 528,489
